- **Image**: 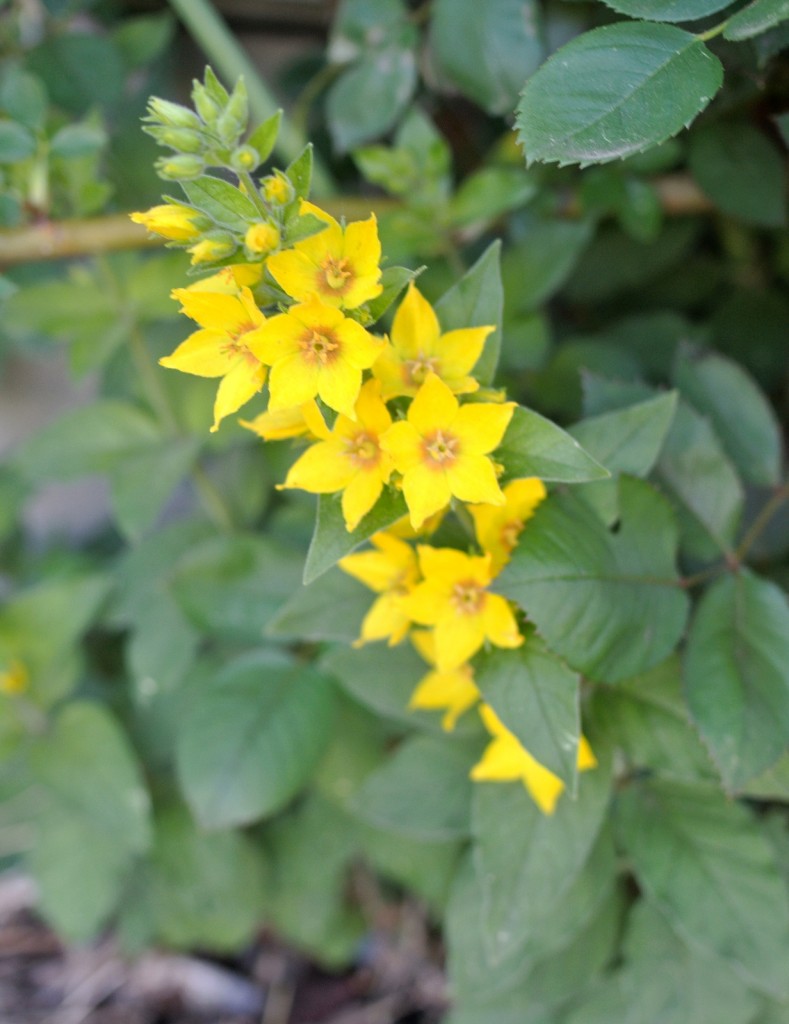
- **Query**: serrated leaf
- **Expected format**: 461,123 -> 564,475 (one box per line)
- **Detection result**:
497,478 -> 689,683
617,779 -> 789,997
569,392 -> 678,476
476,642 -> 580,790
601,0 -> 734,18
434,241 -> 503,386
724,0 -> 789,39
303,488 -> 407,584
182,175 -> 259,229
517,23 -> 723,166
177,650 -> 336,828
497,406 -> 609,483
352,734 -> 478,840
247,109 -> 281,164
472,745 -> 612,964
430,0 -> 543,115
688,119 -> 786,227
674,349 -> 782,485
684,571 -> 789,791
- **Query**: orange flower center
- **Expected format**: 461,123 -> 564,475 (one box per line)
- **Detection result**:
501,519 -> 523,552
346,431 -> 380,469
404,352 -> 440,387
422,429 -> 459,469
319,255 -> 353,294
221,321 -> 260,366
300,328 -> 340,365
451,580 -> 485,616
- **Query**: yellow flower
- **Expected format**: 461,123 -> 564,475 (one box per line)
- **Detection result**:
404,547 -> 522,672
339,532 -> 420,646
261,171 -> 293,206
279,380 -> 394,531
409,630 -> 479,730
245,221 -> 281,256
380,373 -> 515,529
373,283 -> 493,399
129,203 -> 201,242
161,285 -> 267,432
469,477 -> 547,573
188,236 -> 236,265
0,659 -> 28,696
239,400 -> 326,441
248,296 -> 384,418
266,201 -> 382,310
471,705 -> 597,815
186,263 -> 263,292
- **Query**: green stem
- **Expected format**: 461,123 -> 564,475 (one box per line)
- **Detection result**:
696,18 -> 730,42
735,483 -> 789,563
166,0 -> 335,196
238,170 -> 271,218
291,61 -> 344,142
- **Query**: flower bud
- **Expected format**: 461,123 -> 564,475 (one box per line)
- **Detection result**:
145,125 -> 205,154
146,97 -> 202,131
244,221 -> 281,256
216,79 -> 248,144
261,172 -> 294,206
155,153 -> 205,181
230,144 -> 260,173
191,81 -> 221,126
188,232 -> 237,264
129,203 -> 203,242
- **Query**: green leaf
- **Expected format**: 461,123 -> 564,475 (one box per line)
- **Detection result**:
449,167 -> 539,229
327,44 -> 417,153
266,567 -> 372,644
247,109 -> 282,164
112,12 -> 175,69
182,175 -> 259,229
177,650 -> 336,828
148,804 -> 267,951
430,0 -> 543,115
590,657 -> 715,783
351,734 -> 478,840
684,571 -> 789,791
0,120 -> 36,162
569,392 -> 678,476
688,119 -> 786,227
517,23 -> 723,166
29,702 -> 151,941
674,349 -> 782,486
13,400 -> 161,480
50,123 -> 107,159
358,825 -> 461,914
434,241 -> 503,386
617,779 -> 789,997
472,746 -> 612,964
476,641 -> 580,790
497,478 -> 689,683
364,264 -> 419,323
108,437 -> 201,540
0,68 -> 47,130
286,144 -> 313,199
724,0 -> 789,39
658,399 -> 744,559
303,488 -> 407,584
27,33 -> 124,115
497,406 -> 609,484
501,218 -> 593,313
601,0 -> 734,18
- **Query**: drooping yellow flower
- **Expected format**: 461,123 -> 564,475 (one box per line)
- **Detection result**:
129,203 -> 201,242
471,705 -> 597,815
339,532 -> 420,646
380,373 -> 515,530
239,399 -> 326,441
279,380 -> 394,531
404,547 -> 522,672
373,283 -> 493,400
248,296 -> 384,418
245,221 -> 281,257
409,630 -> 479,731
266,201 -> 382,310
0,659 -> 28,696
161,285 -> 267,432
469,478 -> 547,573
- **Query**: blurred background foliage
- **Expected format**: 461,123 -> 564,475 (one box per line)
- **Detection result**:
0,1 -> 788,1022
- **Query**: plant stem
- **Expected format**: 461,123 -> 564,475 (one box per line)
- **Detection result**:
696,18 -> 730,42
166,0 -> 335,196
735,483 -> 789,563
238,170 -> 271,218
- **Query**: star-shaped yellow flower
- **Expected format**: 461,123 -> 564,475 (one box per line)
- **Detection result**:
248,297 -> 384,419
471,705 -> 597,815
373,283 -> 493,400
409,630 -> 479,731
279,380 -> 394,531
404,547 -> 522,672
130,202 -> 201,242
339,532 -> 420,646
266,201 -> 382,310
469,477 -> 547,573
380,373 -> 515,529
161,285 -> 267,433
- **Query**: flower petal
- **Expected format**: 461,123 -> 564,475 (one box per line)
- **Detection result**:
482,594 -> 523,650
268,352 -> 319,410
436,326 -> 492,377
246,312 -> 304,364
173,289 -> 250,332
317,359 -> 362,419
391,283 -> 440,359
402,462 -> 452,529
445,453 -> 505,506
433,610 -> 486,671
379,420 -> 422,472
160,329 -> 232,378
211,359 -> 266,432
282,440 -> 354,493
408,373 -> 458,435
453,402 -> 515,455
342,470 -> 384,531
265,249 -> 323,304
